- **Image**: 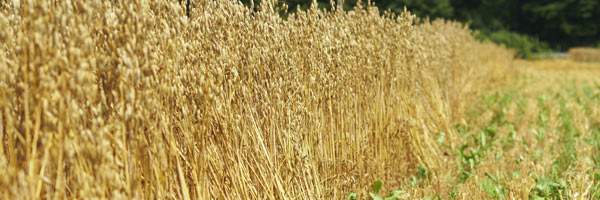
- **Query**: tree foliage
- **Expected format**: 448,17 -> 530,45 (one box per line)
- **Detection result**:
243,0 -> 600,51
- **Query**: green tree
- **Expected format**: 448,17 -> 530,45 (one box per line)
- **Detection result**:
236,0 -> 600,51
374,0 -> 453,19
521,0 -> 600,49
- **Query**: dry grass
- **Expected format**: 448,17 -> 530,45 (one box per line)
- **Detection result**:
0,0 -> 514,199
385,59 -> 600,199
443,60 -> 600,199
568,47 -> 600,63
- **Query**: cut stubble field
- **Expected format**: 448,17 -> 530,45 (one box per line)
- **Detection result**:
358,59 -> 600,199
1,1 -> 599,199
416,59 -> 600,199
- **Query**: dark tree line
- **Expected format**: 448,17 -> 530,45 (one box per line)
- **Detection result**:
448,0 -> 600,50
239,0 -> 600,51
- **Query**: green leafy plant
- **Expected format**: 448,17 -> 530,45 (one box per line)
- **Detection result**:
477,30 -> 551,59
421,195 -> 442,200
529,177 -> 566,199
481,172 -> 506,200
347,181 -> 407,200
410,165 -> 430,187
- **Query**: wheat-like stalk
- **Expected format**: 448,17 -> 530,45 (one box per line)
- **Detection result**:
0,0 -> 513,199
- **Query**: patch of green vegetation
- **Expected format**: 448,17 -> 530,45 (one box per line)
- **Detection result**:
348,77 -> 600,198
409,165 -> 430,187
346,181 -> 407,200
529,177 -> 567,199
552,92 -> 578,174
477,30 -> 551,59
481,172 -> 507,200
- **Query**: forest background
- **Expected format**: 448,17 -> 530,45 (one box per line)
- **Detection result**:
237,0 -> 600,59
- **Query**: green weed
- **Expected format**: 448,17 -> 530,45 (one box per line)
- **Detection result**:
347,181 -> 407,200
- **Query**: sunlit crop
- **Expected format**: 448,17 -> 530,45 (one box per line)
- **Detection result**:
1,0 -> 519,199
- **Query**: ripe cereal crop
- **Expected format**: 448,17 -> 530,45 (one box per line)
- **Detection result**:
0,0 -> 536,199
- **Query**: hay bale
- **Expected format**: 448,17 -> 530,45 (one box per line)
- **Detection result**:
568,47 -> 600,62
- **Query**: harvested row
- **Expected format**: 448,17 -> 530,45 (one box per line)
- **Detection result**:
0,0 -> 513,199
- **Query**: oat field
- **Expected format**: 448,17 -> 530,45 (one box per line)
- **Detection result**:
0,1 -> 598,199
